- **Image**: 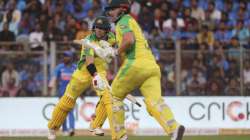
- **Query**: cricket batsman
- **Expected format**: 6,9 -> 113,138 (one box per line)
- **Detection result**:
47,16 -> 117,140
88,0 -> 186,140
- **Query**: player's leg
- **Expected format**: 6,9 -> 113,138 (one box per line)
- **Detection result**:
48,70 -> 91,135
96,72 -> 124,140
110,60 -> 143,140
68,109 -> 75,136
140,66 -> 185,139
62,118 -> 68,134
89,96 -> 106,136
88,71 -> 117,138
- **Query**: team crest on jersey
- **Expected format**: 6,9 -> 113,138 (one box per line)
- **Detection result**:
120,24 -> 128,29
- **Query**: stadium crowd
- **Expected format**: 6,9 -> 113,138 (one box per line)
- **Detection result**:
0,0 -> 250,97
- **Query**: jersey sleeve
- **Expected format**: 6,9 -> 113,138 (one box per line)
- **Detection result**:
107,32 -> 116,47
118,17 -> 132,35
81,34 -> 95,57
83,47 -> 94,56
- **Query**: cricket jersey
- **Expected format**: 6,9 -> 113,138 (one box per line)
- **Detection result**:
77,32 -> 116,72
115,14 -> 155,61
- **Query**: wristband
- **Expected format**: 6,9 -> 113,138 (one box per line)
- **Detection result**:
86,63 -> 97,76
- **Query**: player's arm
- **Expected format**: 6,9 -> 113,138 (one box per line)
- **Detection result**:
85,47 -> 97,76
84,47 -> 106,91
116,20 -> 135,55
117,32 -> 135,55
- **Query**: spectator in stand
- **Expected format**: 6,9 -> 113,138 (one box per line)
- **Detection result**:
165,78 -> 176,96
53,13 -> 66,33
147,27 -> 163,43
92,0 -> 102,17
64,15 -> 77,41
75,20 -> 91,40
4,1 -> 21,35
72,0 -> 92,21
53,1 -> 65,17
222,0 -> 233,14
138,4 -> 154,34
192,53 -> 207,77
153,8 -> 164,32
190,0 -> 205,21
236,5 -> 248,22
224,78 -> 240,96
218,12 -> 234,30
41,0 -> 53,17
84,8 -> 95,30
24,0 -> 42,21
214,21 -> 233,46
225,59 -> 240,83
210,66 -> 226,92
182,7 -> 199,33
232,20 -> 250,46
243,61 -> 250,95
0,12 -> 3,29
163,9 -> 185,32
208,53 -> 228,79
29,24 -> 43,50
38,13 -> 49,32
223,0 -> 236,21
0,21 -> 17,50
186,67 -> 206,96
227,37 -> 241,61
18,11 -> 31,35
22,67 -> 41,96
1,63 -> 20,97
0,22 -> 15,42
44,19 -> 62,42
206,79 -> 224,96
206,1 -> 221,22
130,0 -> 141,20
0,0 -> 4,10
196,24 -> 214,50
159,1 -> 171,20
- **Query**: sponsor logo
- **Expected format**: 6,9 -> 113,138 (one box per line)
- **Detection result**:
189,101 -> 250,121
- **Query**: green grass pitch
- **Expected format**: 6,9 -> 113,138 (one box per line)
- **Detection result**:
1,135 -> 250,140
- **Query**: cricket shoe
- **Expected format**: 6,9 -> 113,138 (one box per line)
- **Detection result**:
120,135 -> 128,140
171,125 -> 185,140
88,127 -> 104,136
69,129 -> 75,136
48,129 -> 56,140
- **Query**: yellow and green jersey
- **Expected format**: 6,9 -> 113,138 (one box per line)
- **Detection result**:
77,32 -> 116,72
115,14 -> 155,61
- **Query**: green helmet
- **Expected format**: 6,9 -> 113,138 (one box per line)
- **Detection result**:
92,16 -> 111,31
105,0 -> 131,11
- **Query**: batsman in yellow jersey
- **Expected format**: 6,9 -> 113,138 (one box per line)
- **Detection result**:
47,16 -> 117,140
87,0 -> 185,140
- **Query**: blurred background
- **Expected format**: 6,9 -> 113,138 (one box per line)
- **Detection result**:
0,0 -> 250,138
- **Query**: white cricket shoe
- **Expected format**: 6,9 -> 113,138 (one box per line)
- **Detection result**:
120,135 -> 128,140
88,127 -> 104,136
48,129 -> 56,140
171,125 -> 185,140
